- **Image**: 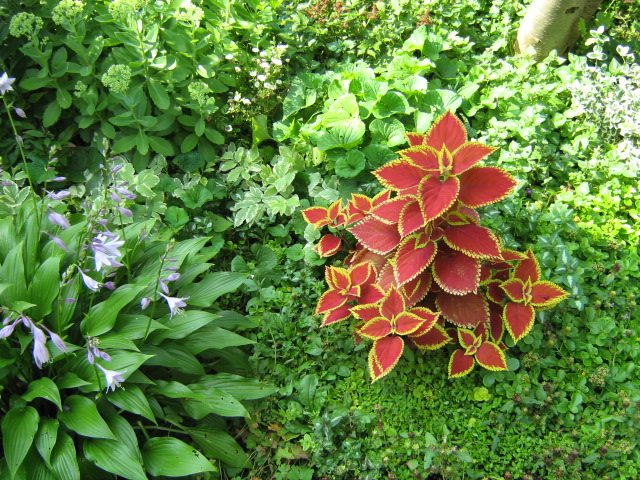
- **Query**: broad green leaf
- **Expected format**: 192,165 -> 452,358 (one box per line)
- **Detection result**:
178,271 -> 246,307
181,325 -> 254,354
84,436 -> 146,480
0,242 -> 26,305
143,437 -> 215,477
50,432 -> 80,480
58,396 -> 115,440
142,345 -> 205,375
186,384 -> 247,418
317,118 -> 365,151
195,373 -> 275,400
56,372 -> 91,389
81,284 -> 144,336
107,385 -> 156,423
189,427 -> 248,468
322,94 -> 359,127
182,184 -> 213,209
424,89 -> 463,112
370,118 -> 406,147
27,257 -> 61,320
251,114 -> 271,145
181,133 -> 199,153
335,150 -> 366,178
43,101 -> 61,127
362,143 -> 396,168
2,406 -> 39,477
147,78 -> 170,109
22,378 -> 62,410
150,310 -> 219,342
372,91 -> 412,118
173,152 -> 205,173
204,127 -> 224,144
35,419 -> 59,467
165,206 -> 189,231
137,131 -> 149,155
112,134 -> 138,154
295,374 -> 318,408
24,449 -> 56,480
20,77 -> 55,90
56,88 -> 72,109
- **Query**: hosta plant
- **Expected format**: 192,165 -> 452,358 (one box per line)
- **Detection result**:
303,111 -> 568,382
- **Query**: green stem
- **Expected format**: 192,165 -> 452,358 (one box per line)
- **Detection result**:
142,249 -> 169,341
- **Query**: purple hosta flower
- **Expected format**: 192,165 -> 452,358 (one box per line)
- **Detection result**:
40,325 -> 68,353
164,266 -> 179,272
103,281 -> 116,290
113,185 -> 136,200
13,107 -> 26,118
140,297 -> 151,310
86,337 -> 112,365
0,181 -> 13,186
117,206 -> 133,218
110,191 -> 122,203
159,280 -> 169,294
0,316 -> 19,339
78,267 -> 102,292
96,364 -> 126,392
46,190 -> 71,201
31,324 -> 50,368
0,73 -> 15,95
110,164 -> 123,174
15,135 -> 23,146
43,231 -> 69,251
50,176 -> 67,182
48,210 -> 70,229
158,292 -> 189,318
91,234 -> 124,272
526,189 -> 534,194
164,273 -> 180,282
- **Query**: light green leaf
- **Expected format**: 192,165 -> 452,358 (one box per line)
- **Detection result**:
27,257 -> 61,320
150,310 -> 219,342
35,419 -> 59,467
178,271 -> 247,307
317,118 -> 366,151
106,385 -> 156,423
147,78 -> 170,110
22,378 -> 62,411
143,437 -> 215,477
142,344 -> 205,375
335,150 -> 366,178
372,91 -> 412,118
181,325 -> 254,354
195,373 -> 275,400
182,184 -> 213,209
58,396 -> 116,440
322,94 -> 359,127
2,406 -> 39,478
81,284 -> 144,336
189,427 -> 248,468
186,384 -> 247,418
84,436 -> 146,480
370,118 -> 406,147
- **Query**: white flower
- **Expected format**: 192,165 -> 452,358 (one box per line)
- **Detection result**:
31,325 -> 50,368
257,74 -> 266,82
140,297 -> 151,310
96,364 -> 126,392
251,47 -> 259,53
272,58 -> 282,66
225,53 -> 233,60
78,267 -> 102,292
91,234 -> 124,272
259,62 -> 269,69
0,72 -> 15,95
158,292 -> 189,318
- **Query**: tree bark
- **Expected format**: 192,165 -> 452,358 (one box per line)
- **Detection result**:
515,0 -> 603,61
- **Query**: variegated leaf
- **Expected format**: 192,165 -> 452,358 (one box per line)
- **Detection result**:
475,342 -> 508,371
457,166 -> 517,208
448,349 -> 475,378
350,217 -> 401,254
369,336 -> 404,382
503,302 -> 536,343
436,291 -> 488,328
442,224 -> 502,260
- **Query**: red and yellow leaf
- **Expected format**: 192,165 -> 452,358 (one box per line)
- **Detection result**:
373,159 -> 429,193
359,317 -> 393,340
349,262 -> 375,286
372,189 -> 392,206
405,132 -> 427,147
451,143 -> 498,175
371,195 -> 412,225
402,273 -> 432,308
359,284 -> 385,305
503,302 -> 536,343
457,328 -> 477,349
321,304 -> 352,326
393,236 -> 437,286
380,287 -> 406,319
488,303 -> 504,342
502,249 -> 528,261
436,291 -> 488,328
485,280 -> 506,304
349,193 -> 373,213
432,246 -> 480,295
410,323 -> 451,350
398,199 -> 428,237
369,336 -> 404,382
513,249 -> 541,283
376,263 -> 397,291
425,111 -> 467,152
302,206 -> 331,228
326,266 -> 350,291
530,281 -> 568,309
457,166 -> 517,208
400,146 -> 440,174
500,278 -> 526,303
475,342 -> 508,371
315,234 -> 341,257
408,306 -> 439,330
394,312 -> 425,335
448,349 -> 475,378
419,176 -> 461,222
350,216 -> 401,254
315,289 -> 348,314
351,303 -> 383,323
442,224 -> 503,260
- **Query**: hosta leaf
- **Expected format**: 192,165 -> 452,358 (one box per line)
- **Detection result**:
475,342 -> 508,371
350,217 -> 401,254
314,234 -> 341,257
448,349 -> 475,378
195,373 -> 275,401
451,143 -> 498,175
530,281 -> 568,308
503,302 -> 536,343
58,396 -> 115,440
21,378 -> 62,411
418,176 -> 460,222
373,159 -> 427,193
50,431 -> 80,480
368,336 -> 404,382
35,419 -> 59,467
436,291 -> 488,328
189,427 -> 248,468
393,236 -> 437,285
410,323 -> 451,350
106,385 -> 156,423
359,317 -> 393,340
178,272 -> 246,308
432,246 -> 480,295
84,437 -> 146,480
442,224 -> 502,260
513,249 -> 541,283
458,166 -> 517,208
143,437 -> 215,477
2,406 -> 39,477
425,111 -> 467,152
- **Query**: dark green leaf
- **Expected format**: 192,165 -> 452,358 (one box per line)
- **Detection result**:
335,150 -> 366,178
107,385 -> 156,423
189,427 -> 248,468
35,419 -> 58,467
147,78 -> 170,109
58,396 -> 116,440
178,271 -> 247,307
22,378 -> 62,410
143,437 -> 215,477
50,432 -> 80,480
2,407 -> 39,477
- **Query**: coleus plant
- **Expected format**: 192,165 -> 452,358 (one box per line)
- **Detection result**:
303,111 -> 568,382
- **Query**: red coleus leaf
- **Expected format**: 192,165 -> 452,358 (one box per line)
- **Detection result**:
400,146 -> 440,175
514,249 -> 541,283
380,287 -> 406,319
488,302 -> 504,342
347,247 -> 386,271
373,159 -> 431,194
407,306 -> 439,331
448,349 -> 475,378
351,303 -> 382,323
432,246 -> 480,295
360,284 -> 385,305
410,323 -> 451,350
350,216 -> 401,254
393,235 -> 437,286
405,132 -> 427,147
419,176 -> 461,222
426,111 -> 467,152
485,280 -> 506,304
457,328 -> 477,349
399,199 -> 428,237
372,189 -> 391,206
442,224 -> 503,260
371,195 -> 412,224
376,263 -> 397,291
315,234 -> 341,257
503,302 -> 536,343
502,249 -> 528,261
315,289 -> 348,314
369,336 -> 404,382
320,304 -> 352,326
500,278 -> 526,303
451,143 -> 498,175
475,342 -> 508,371
302,206 -> 332,228
359,317 -> 393,340
402,273 -> 432,307
530,281 -> 568,309
394,312 -> 425,335
436,291 -> 488,328
458,166 -> 517,208
349,193 -> 373,214
349,262 -> 375,286
326,266 -> 350,291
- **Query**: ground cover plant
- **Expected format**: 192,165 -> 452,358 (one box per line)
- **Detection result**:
1,0 -> 639,479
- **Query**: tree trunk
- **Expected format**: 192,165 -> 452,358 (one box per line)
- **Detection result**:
515,0 -> 603,61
